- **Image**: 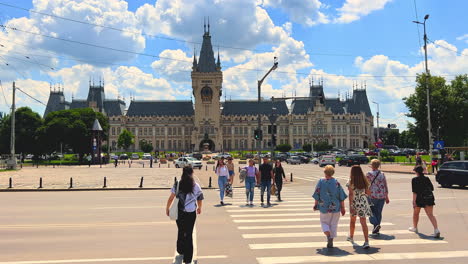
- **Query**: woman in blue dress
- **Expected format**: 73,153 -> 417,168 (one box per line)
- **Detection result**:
313,165 -> 348,248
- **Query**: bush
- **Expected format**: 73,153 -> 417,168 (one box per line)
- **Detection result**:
382,156 -> 395,162
238,160 -> 247,164
207,160 -> 215,164
276,144 -> 292,153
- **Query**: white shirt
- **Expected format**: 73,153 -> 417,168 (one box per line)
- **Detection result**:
216,166 -> 229,177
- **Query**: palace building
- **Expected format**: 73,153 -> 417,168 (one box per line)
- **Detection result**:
45,25 -> 374,152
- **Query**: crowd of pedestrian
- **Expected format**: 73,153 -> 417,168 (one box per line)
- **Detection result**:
165,156 -> 441,262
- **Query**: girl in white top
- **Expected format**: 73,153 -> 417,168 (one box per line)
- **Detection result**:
216,159 -> 229,205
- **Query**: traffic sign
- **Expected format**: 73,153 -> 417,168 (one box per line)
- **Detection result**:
434,140 -> 444,150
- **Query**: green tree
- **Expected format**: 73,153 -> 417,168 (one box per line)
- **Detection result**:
399,124 -> 418,148
302,143 -> 312,152
139,139 -> 153,153
0,107 -> 43,157
404,74 -> 468,149
118,129 -> 134,151
313,141 -> 333,151
40,108 -> 109,163
275,144 -> 292,152
382,129 -> 400,146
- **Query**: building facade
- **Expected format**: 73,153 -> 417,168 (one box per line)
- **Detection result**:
45,25 -> 374,152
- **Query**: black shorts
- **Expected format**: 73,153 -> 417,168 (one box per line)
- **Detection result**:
416,197 -> 435,208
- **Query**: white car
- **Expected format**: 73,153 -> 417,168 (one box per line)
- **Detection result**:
175,157 -> 203,169
142,153 -> 152,160
318,155 -> 336,167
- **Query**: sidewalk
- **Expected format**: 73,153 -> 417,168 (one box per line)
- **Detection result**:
380,163 -> 435,175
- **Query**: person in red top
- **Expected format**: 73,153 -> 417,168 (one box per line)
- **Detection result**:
366,159 -> 389,235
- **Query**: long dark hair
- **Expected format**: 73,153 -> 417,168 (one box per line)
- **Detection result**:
215,159 -> 224,170
350,165 -> 369,190
275,160 -> 282,168
179,166 -> 194,194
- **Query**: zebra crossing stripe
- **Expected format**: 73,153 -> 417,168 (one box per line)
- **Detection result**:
256,250 -> 468,264
231,212 -> 319,218
228,200 -> 313,205
233,217 -> 350,223
242,229 -> 412,239
227,208 -> 319,213
238,223 -> 394,230
249,238 -> 447,250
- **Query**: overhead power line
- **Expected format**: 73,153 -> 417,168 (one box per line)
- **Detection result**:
0,1 -> 423,59
0,80 -> 10,107
15,86 -> 47,106
428,38 -> 468,57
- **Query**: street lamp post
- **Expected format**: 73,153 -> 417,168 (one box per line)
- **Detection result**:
92,119 -> 103,165
268,106 -> 278,158
257,57 -> 278,160
372,101 -> 380,159
413,14 -> 433,155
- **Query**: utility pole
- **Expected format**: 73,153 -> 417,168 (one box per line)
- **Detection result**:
413,14 -> 433,155
372,101 -> 380,159
8,82 -> 17,170
256,57 -> 278,161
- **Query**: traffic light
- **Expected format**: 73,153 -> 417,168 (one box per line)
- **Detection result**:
254,129 -> 263,141
387,124 -> 391,128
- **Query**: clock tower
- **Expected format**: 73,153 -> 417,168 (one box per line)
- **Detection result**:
191,22 -> 223,152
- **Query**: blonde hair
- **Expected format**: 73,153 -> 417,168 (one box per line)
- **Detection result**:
370,159 -> 381,169
324,165 -> 335,177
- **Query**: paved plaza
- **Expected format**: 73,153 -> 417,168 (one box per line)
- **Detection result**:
1,164 -> 468,264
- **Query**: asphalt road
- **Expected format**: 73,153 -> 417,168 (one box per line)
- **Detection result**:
1,165 -> 468,264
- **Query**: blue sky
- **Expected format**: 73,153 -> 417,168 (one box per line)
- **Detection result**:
0,0 -> 467,131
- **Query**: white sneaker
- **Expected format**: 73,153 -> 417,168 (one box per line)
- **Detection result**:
433,229 -> 441,238
249,201 -> 253,206
362,241 -> 370,249
346,236 -> 354,243
408,227 -> 418,232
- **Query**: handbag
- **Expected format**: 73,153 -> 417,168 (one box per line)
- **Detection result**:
271,183 -> 277,196
239,169 -> 247,183
169,181 -> 179,221
225,183 -> 233,198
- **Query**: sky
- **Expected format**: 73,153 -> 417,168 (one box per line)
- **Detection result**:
0,0 -> 467,131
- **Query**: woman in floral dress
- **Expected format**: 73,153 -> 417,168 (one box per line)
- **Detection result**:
347,165 -> 372,249
313,165 -> 347,248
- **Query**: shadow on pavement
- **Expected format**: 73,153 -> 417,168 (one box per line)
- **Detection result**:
316,247 -> 352,257
353,245 -> 381,254
370,233 -> 396,240
417,232 -> 445,240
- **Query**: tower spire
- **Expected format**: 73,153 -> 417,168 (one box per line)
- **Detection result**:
204,17 -> 206,33
216,46 -> 221,70
208,17 -> 210,34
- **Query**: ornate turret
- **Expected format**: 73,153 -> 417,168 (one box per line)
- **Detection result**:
195,18 -> 219,73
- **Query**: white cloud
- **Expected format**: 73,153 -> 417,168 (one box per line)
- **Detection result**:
151,49 -> 192,83
456,34 -> 468,43
262,0 -> 329,26
335,0 -> 393,24
3,0 -> 145,65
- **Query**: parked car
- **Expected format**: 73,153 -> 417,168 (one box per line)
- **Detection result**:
142,153 -> 152,160
191,152 -> 203,160
276,153 -> 288,162
436,161 -> 468,188
298,155 -> 310,164
110,153 -> 118,160
119,153 -> 129,160
311,158 -> 319,164
286,156 -> 302,165
131,153 -> 140,160
338,155 -> 369,166
318,155 -> 336,167
175,157 -> 203,169
244,153 -> 254,159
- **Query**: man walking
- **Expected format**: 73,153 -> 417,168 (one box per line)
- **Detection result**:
259,157 -> 274,207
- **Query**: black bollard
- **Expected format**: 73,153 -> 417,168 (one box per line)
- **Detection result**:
159,163 -> 161,168
129,163 -> 131,168
174,177 -> 177,185
8,177 -> 12,188
103,177 -> 107,188
209,177 -> 212,188
69,177 -> 73,188
139,177 -> 144,188
290,172 -> 293,182
39,177 -> 43,189
143,163 -> 145,168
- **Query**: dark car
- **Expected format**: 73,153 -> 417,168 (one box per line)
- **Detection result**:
191,152 -> 203,160
119,154 -> 129,160
436,161 -> 468,188
339,155 -> 369,167
298,155 -> 310,164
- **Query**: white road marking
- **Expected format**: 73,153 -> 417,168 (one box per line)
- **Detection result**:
391,197 -> 455,201
234,217 -> 350,223
227,208 -> 319,213
250,238 -> 447,250
0,222 -> 170,229
92,206 -> 165,209
238,223 -> 394,230
231,212 -> 319,218
243,229 -> 412,239
0,256 -> 227,264
256,251 -> 468,264
228,200 -> 313,205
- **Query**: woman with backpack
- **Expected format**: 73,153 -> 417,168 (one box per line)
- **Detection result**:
244,159 -> 259,206
166,167 -> 204,264
409,166 -> 441,238
347,165 -> 372,249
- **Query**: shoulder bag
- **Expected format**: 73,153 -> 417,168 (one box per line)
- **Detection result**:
169,181 -> 180,221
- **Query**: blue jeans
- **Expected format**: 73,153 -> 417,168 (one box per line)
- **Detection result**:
218,176 -> 228,201
260,180 -> 272,204
245,177 -> 256,202
369,198 -> 385,227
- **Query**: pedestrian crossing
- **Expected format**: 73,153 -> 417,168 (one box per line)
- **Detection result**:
222,187 -> 463,264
